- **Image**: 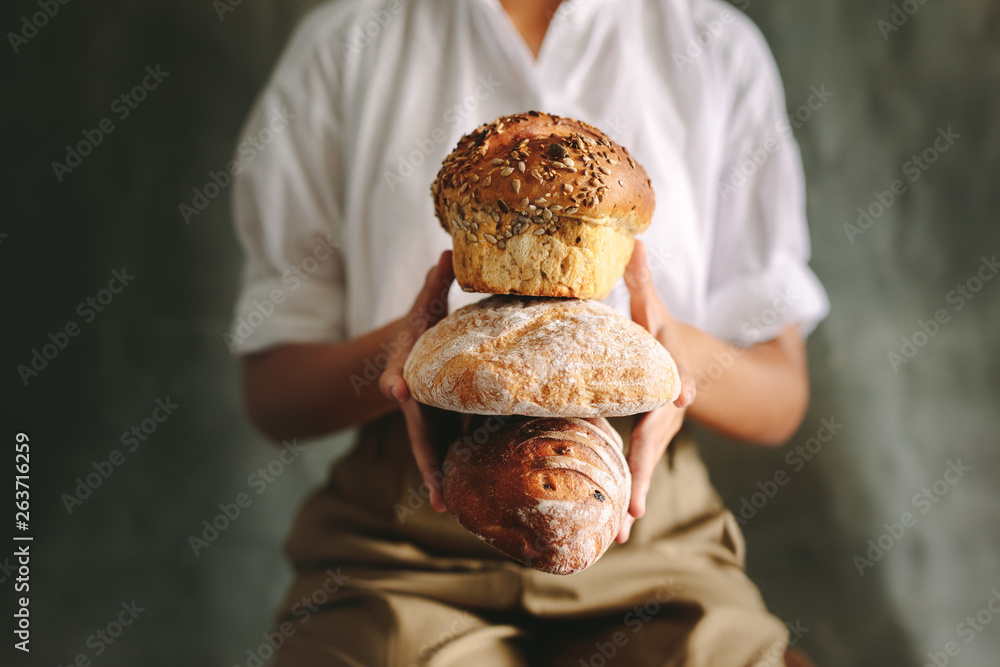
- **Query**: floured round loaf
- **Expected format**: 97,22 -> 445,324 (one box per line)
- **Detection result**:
403,295 -> 681,417
442,415 -> 630,575
431,111 -> 655,299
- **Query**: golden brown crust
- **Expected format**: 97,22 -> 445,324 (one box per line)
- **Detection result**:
431,112 -> 655,299
402,296 -> 681,417
442,415 -> 630,575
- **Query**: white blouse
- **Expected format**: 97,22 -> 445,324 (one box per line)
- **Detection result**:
228,0 -> 829,354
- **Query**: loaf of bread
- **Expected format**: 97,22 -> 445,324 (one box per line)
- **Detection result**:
403,295 -> 680,417
431,111 -> 654,299
443,415 -> 630,575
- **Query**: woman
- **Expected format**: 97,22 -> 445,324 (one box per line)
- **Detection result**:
230,0 -> 828,664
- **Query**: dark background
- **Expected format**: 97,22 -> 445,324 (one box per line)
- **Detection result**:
3,1 -> 999,666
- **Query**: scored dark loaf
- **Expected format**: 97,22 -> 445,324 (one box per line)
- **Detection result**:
442,415 -> 630,575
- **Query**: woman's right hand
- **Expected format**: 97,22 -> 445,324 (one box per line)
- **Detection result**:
379,251 -> 458,513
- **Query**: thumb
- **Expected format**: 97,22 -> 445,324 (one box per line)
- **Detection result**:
410,251 -> 455,334
379,252 -> 454,403
624,240 -> 656,331
674,366 -> 697,409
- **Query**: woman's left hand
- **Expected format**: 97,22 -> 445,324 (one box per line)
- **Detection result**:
379,252 -> 460,513
617,241 -> 697,543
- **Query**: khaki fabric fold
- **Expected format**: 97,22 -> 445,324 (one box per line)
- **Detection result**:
271,413 -> 788,667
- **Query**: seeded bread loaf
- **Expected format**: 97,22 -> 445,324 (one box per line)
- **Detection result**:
402,295 -> 681,417
442,415 -> 630,575
431,112 -> 655,299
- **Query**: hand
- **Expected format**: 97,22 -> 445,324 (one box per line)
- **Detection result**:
379,251 -> 458,513
616,241 -> 696,543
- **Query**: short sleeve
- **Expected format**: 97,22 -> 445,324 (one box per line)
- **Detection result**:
226,19 -> 347,355
704,12 -> 829,346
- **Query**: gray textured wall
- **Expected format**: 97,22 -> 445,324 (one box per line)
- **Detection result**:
3,1 -> 998,666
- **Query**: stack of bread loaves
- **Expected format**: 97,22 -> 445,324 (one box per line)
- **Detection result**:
404,112 -> 681,575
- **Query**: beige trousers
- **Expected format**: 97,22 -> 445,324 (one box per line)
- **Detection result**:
270,414 -> 788,666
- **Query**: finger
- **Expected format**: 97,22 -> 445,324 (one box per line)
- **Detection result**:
378,371 -> 409,403
616,514 -> 636,544
379,252 -> 455,403
411,251 -> 455,334
378,349 -> 410,402
626,415 -> 665,519
624,240 -> 651,294
624,241 -> 655,330
674,367 -> 697,408
400,399 -> 446,512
